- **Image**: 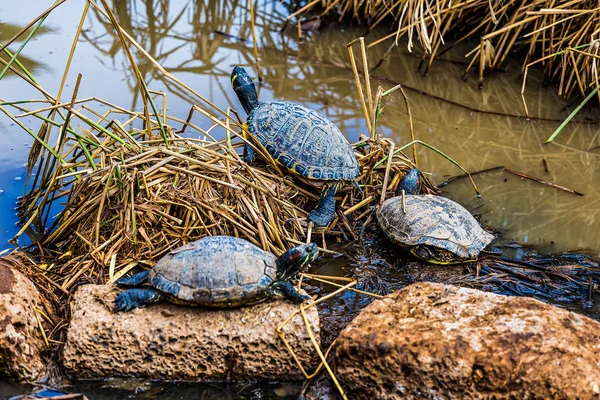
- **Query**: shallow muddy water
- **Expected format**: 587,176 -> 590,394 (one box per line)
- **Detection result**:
1,0 -> 599,397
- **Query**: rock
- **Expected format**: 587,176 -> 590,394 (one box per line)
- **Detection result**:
0,257 -> 47,381
63,285 -> 320,380
335,282 -> 600,399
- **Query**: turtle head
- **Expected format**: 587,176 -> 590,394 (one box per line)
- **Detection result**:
276,243 -> 319,281
411,245 -> 471,265
398,168 -> 422,196
231,66 -> 259,115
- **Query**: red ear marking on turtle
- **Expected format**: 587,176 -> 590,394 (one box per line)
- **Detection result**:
287,251 -> 302,263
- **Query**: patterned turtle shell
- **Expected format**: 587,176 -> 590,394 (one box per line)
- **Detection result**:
377,195 -> 494,260
147,236 -> 277,307
247,101 -> 360,180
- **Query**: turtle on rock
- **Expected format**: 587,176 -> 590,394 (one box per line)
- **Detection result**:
230,66 -> 360,227
377,169 -> 494,264
113,236 -> 318,312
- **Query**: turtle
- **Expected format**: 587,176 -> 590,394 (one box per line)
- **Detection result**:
230,66 -> 360,227
377,194 -> 495,264
113,236 -> 318,311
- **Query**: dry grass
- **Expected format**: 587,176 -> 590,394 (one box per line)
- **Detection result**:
1,8 -> 467,395
2,3 -> 599,396
15,105 -> 432,291
4,65 -> 429,400
289,0 -> 600,112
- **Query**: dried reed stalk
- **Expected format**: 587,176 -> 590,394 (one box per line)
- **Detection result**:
289,0 -> 600,104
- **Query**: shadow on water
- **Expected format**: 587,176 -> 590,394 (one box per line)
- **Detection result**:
2,380 -> 301,399
1,0 -> 600,397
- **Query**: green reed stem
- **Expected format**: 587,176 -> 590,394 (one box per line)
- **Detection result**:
375,139 -> 479,195
546,84 -> 600,144
0,106 -> 63,162
0,1 -> 56,81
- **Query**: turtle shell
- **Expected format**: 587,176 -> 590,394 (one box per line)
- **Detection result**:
247,101 -> 359,180
376,195 -> 494,260
148,236 -> 277,307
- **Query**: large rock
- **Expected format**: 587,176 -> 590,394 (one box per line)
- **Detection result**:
0,257 -> 46,381
63,285 -> 319,380
336,282 -> 600,399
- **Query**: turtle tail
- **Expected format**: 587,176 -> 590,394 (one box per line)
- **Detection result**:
231,66 -> 259,115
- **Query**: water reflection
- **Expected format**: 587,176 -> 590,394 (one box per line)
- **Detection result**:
274,26 -> 600,254
0,23 -> 51,78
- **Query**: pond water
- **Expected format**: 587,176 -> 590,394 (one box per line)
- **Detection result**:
0,379 -> 301,399
1,0 -> 599,398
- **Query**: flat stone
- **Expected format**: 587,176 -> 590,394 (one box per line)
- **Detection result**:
335,282 -> 600,399
63,284 -> 320,380
0,257 -> 46,381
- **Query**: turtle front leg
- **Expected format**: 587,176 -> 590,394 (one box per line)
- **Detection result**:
242,144 -> 256,163
115,270 -> 150,286
308,182 -> 340,227
114,288 -> 163,312
267,281 -> 311,304
241,122 -> 256,163
243,144 -> 255,163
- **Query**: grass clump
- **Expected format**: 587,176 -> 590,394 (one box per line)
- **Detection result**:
289,0 -> 600,111
14,103 -> 434,290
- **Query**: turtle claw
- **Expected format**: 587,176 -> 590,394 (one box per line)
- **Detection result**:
113,288 -> 162,312
309,182 -> 339,227
267,280 -> 311,304
114,292 -> 135,312
298,293 -> 312,303
290,292 -> 312,304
